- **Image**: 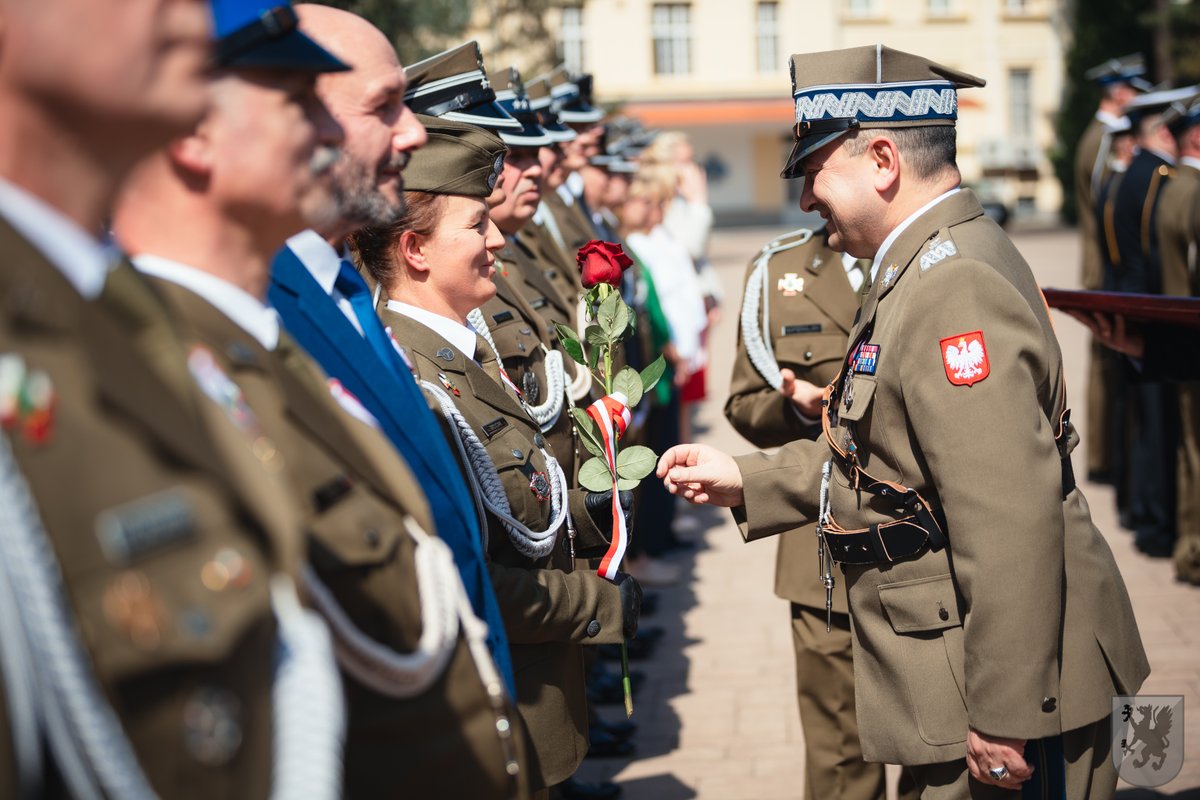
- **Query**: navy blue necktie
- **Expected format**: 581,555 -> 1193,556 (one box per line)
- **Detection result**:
334,260 -> 404,382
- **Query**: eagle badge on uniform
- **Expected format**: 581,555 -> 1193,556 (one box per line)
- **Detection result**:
940,331 -> 990,386
777,273 -> 805,296
881,263 -> 899,288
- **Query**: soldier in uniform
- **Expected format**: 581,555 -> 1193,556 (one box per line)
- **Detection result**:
658,45 -> 1149,799
352,117 -> 641,800
0,2 -> 348,796
112,14 -> 532,799
1112,86 -> 1199,557
1154,95 -> 1200,585
726,227 -> 900,800
1075,55 -> 1147,484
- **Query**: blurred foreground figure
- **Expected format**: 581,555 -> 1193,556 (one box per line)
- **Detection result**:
0,1 -> 349,796
658,44 -> 1148,800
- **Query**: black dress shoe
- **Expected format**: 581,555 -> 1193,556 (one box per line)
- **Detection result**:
585,728 -> 636,758
554,777 -> 622,800
1135,536 -> 1175,558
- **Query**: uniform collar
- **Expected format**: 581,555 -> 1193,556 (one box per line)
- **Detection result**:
133,254 -> 280,351
285,228 -> 342,296
385,300 -> 478,359
563,172 -> 584,202
870,187 -> 961,282
1141,146 -> 1176,165
0,176 -> 113,300
1096,110 -> 1128,130
1181,155 -> 1200,171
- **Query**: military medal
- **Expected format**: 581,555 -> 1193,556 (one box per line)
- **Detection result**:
853,344 -> 880,375
522,371 -> 540,403
0,354 -> 57,444
777,272 -> 805,296
881,263 -> 899,288
528,471 -> 551,502
188,345 -> 260,437
437,372 -> 461,397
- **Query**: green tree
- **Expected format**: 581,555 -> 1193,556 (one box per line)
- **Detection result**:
312,0 -> 474,61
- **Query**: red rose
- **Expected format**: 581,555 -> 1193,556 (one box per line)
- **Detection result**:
578,240 -> 633,288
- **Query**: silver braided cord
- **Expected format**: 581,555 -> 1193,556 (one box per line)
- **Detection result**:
300,515 -> 461,699
420,380 -> 569,559
567,298 -> 594,401
0,433 -> 157,800
268,577 -> 346,800
467,307 -> 565,431
0,505 -> 44,799
740,227 -> 815,392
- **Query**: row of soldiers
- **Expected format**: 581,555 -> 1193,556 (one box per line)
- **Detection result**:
0,0 -> 709,797
1075,54 -> 1200,585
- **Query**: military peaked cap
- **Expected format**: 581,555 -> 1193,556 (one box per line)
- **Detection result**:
1161,92 -> 1200,135
1084,54 -> 1152,91
781,44 -> 985,178
526,77 -> 577,143
488,67 -> 553,148
546,67 -> 605,124
1125,85 -> 1200,124
404,41 -> 521,131
212,0 -> 348,73
404,115 -> 507,197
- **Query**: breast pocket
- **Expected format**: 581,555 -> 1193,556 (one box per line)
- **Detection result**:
775,332 -> 849,382
485,424 -> 554,538
877,574 -> 968,746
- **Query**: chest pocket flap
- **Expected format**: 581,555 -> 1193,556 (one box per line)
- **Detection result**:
839,374 -> 877,422
776,332 -> 850,375
307,486 -> 403,569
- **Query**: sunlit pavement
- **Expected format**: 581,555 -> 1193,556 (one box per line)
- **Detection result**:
574,224 -> 1200,800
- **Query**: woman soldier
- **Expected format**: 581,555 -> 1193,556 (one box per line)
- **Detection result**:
352,116 -> 642,799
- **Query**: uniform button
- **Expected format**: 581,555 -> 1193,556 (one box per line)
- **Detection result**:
586,620 -> 601,637
1041,697 -> 1057,713
534,433 -> 545,448
804,350 -> 814,360
511,449 -> 524,460
365,529 -> 381,547
938,607 -> 949,621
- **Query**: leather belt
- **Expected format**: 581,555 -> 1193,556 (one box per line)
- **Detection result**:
822,519 -> 933,565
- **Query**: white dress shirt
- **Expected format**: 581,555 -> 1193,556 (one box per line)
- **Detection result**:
870,187 -> 961,282
285,229 -> 366,336
385,300 -> 479,360
842,252 -> 866,292
133,254 -> 280,351
0,177 -> 112,300
1182,156 -> 1200,171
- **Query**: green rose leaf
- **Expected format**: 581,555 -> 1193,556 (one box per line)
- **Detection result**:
617,477 -> 640,491
612,366 -> 643,409
553,323 -> 587,366
615,445 -> 657,481
585,324 -> 609,348
640,354 -> 667,393
596,290 -> 623,336
587,344 -> 601,371
570,406 -> 606,459
578,457 -> 615,492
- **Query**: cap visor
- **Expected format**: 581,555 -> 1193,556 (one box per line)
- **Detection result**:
222,31 -> 350,74
499,118 -> 554,147
441,99 -> 524,131
560,104 -> 605,124
542,121 -> 577,143
779,130 -> 848,178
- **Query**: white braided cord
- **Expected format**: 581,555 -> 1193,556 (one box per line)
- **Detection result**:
739,227 -> 816,392
567,297 -> 594,401
299,516 -> 460,698
420,380 -> 569,559
468,308 -> 565,431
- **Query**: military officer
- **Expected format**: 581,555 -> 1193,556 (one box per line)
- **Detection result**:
1155,95 -> 1200,585
1113,86 -> 1199,557
726,227 -> 902,800
1076,55 -> 1147,484
351,118 -> 641,798
658,45 -> 1149,799
0,1 -> 352,796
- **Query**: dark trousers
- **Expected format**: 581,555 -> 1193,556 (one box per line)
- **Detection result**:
632,393 -> 680,557
1130,380 -> 1178,550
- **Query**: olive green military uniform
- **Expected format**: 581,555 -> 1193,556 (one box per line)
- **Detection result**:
1076,115 -> 1119,479
733,190 -> 1150,796
0,224 -> 309,798
148,277 -> 529,800
383,310 -> 626,792
726,227 -> 897,800
544,188 -> 599,259
1155,159 -> 1200,582
524,220 -> 585,311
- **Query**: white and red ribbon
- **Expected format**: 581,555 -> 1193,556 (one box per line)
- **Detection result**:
586,392 -> 632,581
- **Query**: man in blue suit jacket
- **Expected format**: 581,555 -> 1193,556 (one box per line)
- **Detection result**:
270,5 -> 515,693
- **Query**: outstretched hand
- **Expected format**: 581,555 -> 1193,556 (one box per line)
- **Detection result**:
655,444 -> 745,507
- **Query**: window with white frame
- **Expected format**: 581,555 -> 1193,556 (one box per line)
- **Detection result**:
1009,68 -> 1033,140
928,0 -> 953,16
847,0 -> 875,17
756,2 -> 780,73
652,3 -> 691,75
1005,0 -> 1030,13
557,6 -> 584,73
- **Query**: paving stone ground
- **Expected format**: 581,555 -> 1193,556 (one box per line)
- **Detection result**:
575,225 -> 1200,800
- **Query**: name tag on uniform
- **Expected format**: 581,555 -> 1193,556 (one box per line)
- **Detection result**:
482,417 -> 509,439
782,323 -> 822,336
491,310 -> 514,324
854,344 -> 880,375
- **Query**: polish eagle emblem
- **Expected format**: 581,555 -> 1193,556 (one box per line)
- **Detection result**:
939,331 -> 990,386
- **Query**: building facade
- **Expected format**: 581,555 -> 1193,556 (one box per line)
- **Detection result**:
539,0 -> 1068,224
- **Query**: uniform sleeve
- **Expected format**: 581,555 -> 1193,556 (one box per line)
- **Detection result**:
487,562 -> 625,645
900,259 -> 1064,740
731,436 -> 826,542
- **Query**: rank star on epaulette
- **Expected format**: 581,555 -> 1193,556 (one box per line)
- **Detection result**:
777,272 -> 805,296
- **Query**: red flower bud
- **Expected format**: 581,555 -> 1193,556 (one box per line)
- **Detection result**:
578,240 -> 633,289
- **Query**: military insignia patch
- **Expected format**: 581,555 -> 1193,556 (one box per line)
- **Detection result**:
0,354 -> 57,445
881,263 -> 899,288
920,236 -> 958,271
438,372 -> 461,397
777,273 -> 805,296
187,345 -> 259,436
436,347 -> 455,363
529,471 -> 552,502
811,255 -> 823,270
940,331 -> 990,386
328,378 -> 380,428
1112,695 -> 1185,787
522,371 -> 540,402
854,344 -> 880,375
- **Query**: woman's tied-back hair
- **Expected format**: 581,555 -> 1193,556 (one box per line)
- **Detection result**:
350,191 -> 447,290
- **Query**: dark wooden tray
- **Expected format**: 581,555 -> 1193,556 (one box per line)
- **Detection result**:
1041,288 -> 1200,329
